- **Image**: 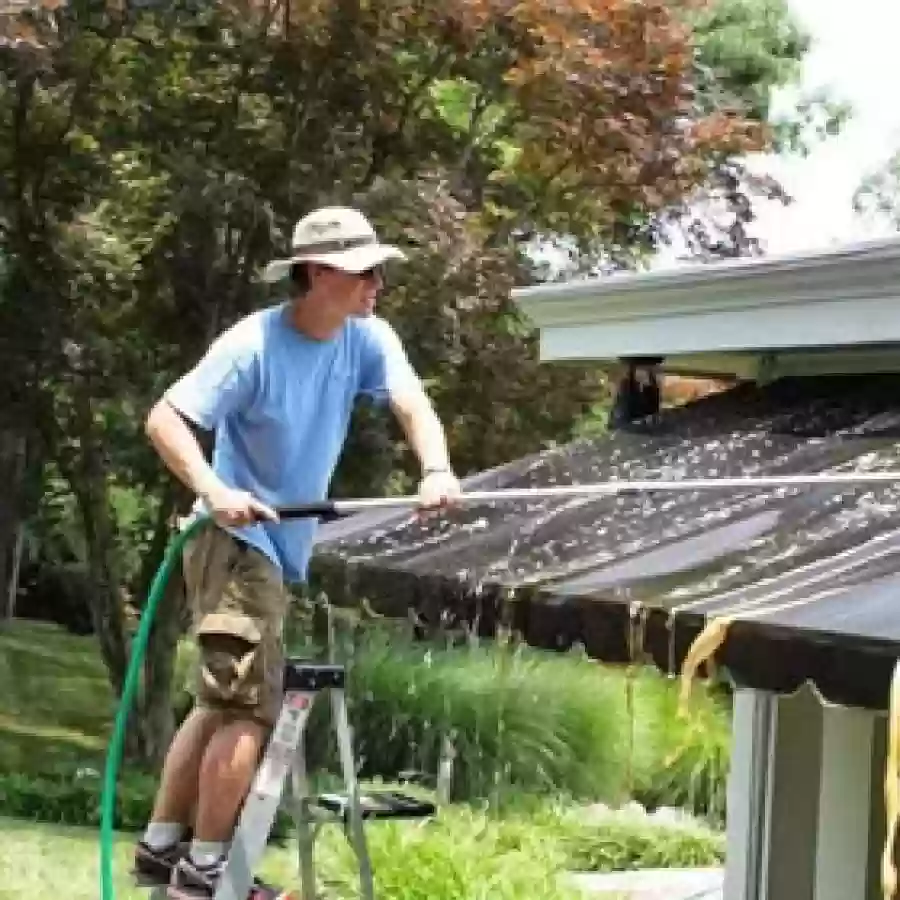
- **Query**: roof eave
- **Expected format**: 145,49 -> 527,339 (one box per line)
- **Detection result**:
511,236 -> 900,364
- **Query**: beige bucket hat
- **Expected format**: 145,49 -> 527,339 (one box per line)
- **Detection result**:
262,206 -> 406,283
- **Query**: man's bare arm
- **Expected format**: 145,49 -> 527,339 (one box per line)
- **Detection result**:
145,399 -> 276,523
145,399 -> 224,499
389,385 -> 461,508
389,386 -> 452,474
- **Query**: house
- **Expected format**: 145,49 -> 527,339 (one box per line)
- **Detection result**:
311,234 -> 900,900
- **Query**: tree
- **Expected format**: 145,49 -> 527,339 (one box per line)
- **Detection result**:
0,0 -> 283,759
0,0 -> 833,765
853,150 -> 900,230
631,0 -> 851,263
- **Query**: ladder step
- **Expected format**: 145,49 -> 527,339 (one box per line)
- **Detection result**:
313,790 -> 437,821
283,659 -> 346,692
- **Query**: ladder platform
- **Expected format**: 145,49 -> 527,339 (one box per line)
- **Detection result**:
313,790 -> 437,821
283,659 -> 346,692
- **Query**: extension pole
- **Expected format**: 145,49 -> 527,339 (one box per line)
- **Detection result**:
291,470 -> 900,519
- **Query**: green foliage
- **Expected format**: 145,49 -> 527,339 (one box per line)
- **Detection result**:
689,0 -> 809,122
0,765 -> 724,881
0,765 -> 294,841
1,802 -> 726,900
276,622 -> 731,817
688,0 -> 850,157
555,813 -> 725,872
23,464 -> 161,613
336,629 -> 634,804
0,768 -> 155,832
321,806 -> 580,900
854,150 -> 900,230
628,671 -> 732,826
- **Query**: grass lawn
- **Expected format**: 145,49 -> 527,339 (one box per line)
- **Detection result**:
0,618 -> 723,899
0,620 -> 114,774
0,811 -> 637,900
0,816 -> 333,900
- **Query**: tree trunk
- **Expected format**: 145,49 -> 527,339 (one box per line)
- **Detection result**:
59,374 -> 195,767
74,476 -> 130,696
135,569 -> 184,765
4,524 -> 25,621
132,483 -> 189,767
0,427 -> 28,624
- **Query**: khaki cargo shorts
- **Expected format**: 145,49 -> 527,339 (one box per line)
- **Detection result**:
183,525 -> 289,728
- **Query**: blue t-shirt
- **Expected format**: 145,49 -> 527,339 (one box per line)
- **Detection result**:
164,301 -> 420,584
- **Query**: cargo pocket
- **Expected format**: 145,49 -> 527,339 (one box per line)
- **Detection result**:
196,611 -> 263,709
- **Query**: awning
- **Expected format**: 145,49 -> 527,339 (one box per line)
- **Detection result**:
310,373 -> 900,711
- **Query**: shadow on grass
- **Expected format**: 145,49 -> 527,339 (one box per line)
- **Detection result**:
0,619 -> 113,775
0,719 -> 106,773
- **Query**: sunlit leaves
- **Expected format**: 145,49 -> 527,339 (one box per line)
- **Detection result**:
854,152 -> 900,231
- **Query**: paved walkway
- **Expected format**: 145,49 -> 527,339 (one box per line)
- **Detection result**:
569,867 -> 723,899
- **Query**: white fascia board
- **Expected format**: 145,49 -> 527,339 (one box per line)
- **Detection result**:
512,236 -> 900,362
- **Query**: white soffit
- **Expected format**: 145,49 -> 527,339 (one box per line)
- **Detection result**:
511,236 -> 900,363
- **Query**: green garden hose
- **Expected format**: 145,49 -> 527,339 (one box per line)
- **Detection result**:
99,513 -> 210,900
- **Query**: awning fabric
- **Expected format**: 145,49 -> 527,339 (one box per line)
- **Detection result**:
311,374 -> 900,711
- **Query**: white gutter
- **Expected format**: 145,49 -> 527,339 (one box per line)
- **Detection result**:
510,235 -> 900,366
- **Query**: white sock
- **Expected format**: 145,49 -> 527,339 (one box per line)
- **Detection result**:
143,822 -> 186,850
190,840 -> 228,868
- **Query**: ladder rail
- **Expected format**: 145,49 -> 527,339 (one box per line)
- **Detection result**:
331,688 -> 375,900
290,739 -> 317,900
214,691 -> 316,900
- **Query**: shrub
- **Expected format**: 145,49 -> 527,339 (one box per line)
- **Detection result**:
0,766 -> 725,881
555,814 -> 725,871
628,671 -> 731,826
303,802 -> 724,899
317,806 -> 580,900
326,628 -> 635,805
0,767 -> 294,840
0,768 -> 157,831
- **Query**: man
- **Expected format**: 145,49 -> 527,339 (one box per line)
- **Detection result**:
132,206 -> 463,899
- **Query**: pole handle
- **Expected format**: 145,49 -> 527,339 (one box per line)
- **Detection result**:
277,502 -> 343,521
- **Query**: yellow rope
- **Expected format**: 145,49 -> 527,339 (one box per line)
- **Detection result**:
678,615 -> 733,716
676,582 -> 850,712
882,659 -> 900,900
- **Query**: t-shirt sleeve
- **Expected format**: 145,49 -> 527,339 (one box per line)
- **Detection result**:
357,316 -> 422,405
164,323 -> 259,430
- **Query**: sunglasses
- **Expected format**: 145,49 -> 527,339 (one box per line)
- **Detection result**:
318,263 -> 382,279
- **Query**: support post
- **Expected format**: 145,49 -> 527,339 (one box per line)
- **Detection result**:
723,689 -> 773,900
813,704 -> 878,900
724,685 -> 823,900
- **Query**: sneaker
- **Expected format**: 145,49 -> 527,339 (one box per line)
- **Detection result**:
249,880 -> 295,900
132,840 -> 189,887
166,855 -> 294,899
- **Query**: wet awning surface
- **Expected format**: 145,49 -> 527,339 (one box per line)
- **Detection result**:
310,374 -> 900,711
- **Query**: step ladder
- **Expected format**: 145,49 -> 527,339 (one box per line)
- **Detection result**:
159,659 -> 437,900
